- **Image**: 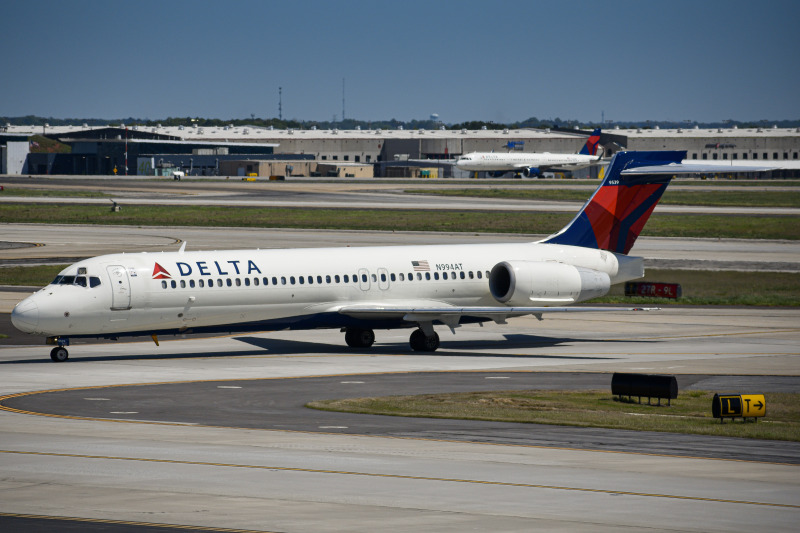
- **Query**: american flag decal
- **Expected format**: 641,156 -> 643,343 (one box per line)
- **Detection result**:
412,260 -> 430,272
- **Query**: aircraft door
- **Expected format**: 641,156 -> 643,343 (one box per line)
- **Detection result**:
107,265 -> 131,310
377,267 -> 390,291
358,268 -> 370,291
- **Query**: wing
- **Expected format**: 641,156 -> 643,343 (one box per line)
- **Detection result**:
335,301 -> 656,335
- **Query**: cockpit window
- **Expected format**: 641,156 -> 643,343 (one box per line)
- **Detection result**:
74,276 -> 87,287
59,276 -> 76,285
50,276 -> 63,285
90,277 -> 101,288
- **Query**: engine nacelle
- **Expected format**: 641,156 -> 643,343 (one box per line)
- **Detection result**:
522,167 -> 540,178
489,261 -> 610,306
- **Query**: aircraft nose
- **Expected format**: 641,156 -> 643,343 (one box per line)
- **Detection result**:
11,297 -> 39,333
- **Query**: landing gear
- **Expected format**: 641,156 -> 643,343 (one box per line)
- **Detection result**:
344,327 -> 375,348
409,329 -> 440,352
50,346 -> 69,362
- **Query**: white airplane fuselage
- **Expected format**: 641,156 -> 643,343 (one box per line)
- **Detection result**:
456,152 -> 599,172
11,242 -> 641,339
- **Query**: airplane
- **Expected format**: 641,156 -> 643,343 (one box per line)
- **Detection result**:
10,150 -> 769,362
456,128 -> 602,178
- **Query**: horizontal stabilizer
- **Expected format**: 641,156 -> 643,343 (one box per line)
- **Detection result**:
621,163 -> 777,175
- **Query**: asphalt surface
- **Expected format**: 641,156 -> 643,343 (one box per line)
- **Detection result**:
5,371 -> 799,464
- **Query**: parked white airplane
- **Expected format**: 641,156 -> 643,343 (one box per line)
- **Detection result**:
11,150 -> 766,362
456,128 -> 602,177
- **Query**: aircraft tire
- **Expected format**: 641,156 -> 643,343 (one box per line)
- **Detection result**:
50,346 -> 69,362
409,329 -> 439,352
345,328 -> 375,348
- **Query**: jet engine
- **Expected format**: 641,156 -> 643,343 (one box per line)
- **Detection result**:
489,261 -> 610,306
522,167 -> 541,178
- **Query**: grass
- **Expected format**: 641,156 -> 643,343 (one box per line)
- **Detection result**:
1,203 -> 799,240
407,188 -> 800,207
0,265 -> 65,286
597,269 -> 800,307
308,389 -> 800,441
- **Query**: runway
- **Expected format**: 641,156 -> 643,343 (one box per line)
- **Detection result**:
1,307 -> 799,532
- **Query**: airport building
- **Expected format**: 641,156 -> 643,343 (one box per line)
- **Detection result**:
2,123 -> 799,177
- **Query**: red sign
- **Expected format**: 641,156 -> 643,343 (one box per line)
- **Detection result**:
625,282 -> 681,299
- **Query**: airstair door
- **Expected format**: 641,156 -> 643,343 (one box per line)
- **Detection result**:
107,265 -> 131,310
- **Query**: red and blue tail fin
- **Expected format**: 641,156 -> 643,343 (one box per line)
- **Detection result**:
579,128 -> 602,156
542,150 -> 685,255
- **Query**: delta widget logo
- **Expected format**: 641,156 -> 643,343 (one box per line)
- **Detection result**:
152,263 -> 172,280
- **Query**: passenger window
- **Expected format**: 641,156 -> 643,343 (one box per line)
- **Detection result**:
171,280 -> 177,288
162,280 -> 167,289
217,279 -> 223,287
442,272 -> 448,280
416,273 -> 422,280
399,273 -> 405,281
469,271 -> 474,279
326,275 -> 331,283
273,277 -> 278,285
281,277 -> 286,285
290,277 -> 296,285
434,272 -> 439,280
180,280 -> 186,288
362,274 -> 368,283
235,278 -> 241,287
253,278 -> 258,286
460,272 -> 465,279
263,277 -> 268,285
226,279 -> 232,287
299,277 -> 305,285
390,273 -> 395,282
317,276 -> 322,284
335,275 -> 340,283
477,271 -> 482,279
425,273 -> 431,280
190,280 -> 195,288
199,279 -> 205,288
343,275 -> 349,283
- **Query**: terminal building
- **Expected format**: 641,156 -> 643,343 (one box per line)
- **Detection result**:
2,123 -> 799,178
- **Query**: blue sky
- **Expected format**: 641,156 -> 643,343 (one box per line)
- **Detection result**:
2,0 -> 798,124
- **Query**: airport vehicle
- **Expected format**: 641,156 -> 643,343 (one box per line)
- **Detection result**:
456,128 -> 601,177
11,150 -> 763,362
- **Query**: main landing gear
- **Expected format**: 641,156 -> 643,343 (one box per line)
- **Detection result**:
344,327 -> 376,348
50,346 -> 69,362
409,329 -> 440,352
343,327 -> 440,352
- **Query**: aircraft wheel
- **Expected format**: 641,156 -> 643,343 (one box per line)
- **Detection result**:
409,329 -> 439,352
345,328 -> 375,348
50,346 -> 69,362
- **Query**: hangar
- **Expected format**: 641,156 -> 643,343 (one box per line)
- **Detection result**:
2,123 -> 799,177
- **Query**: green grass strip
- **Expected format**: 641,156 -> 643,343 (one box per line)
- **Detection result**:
1,203 -> 798,240
407,188 -> 800,207
308,390 -> 800,441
